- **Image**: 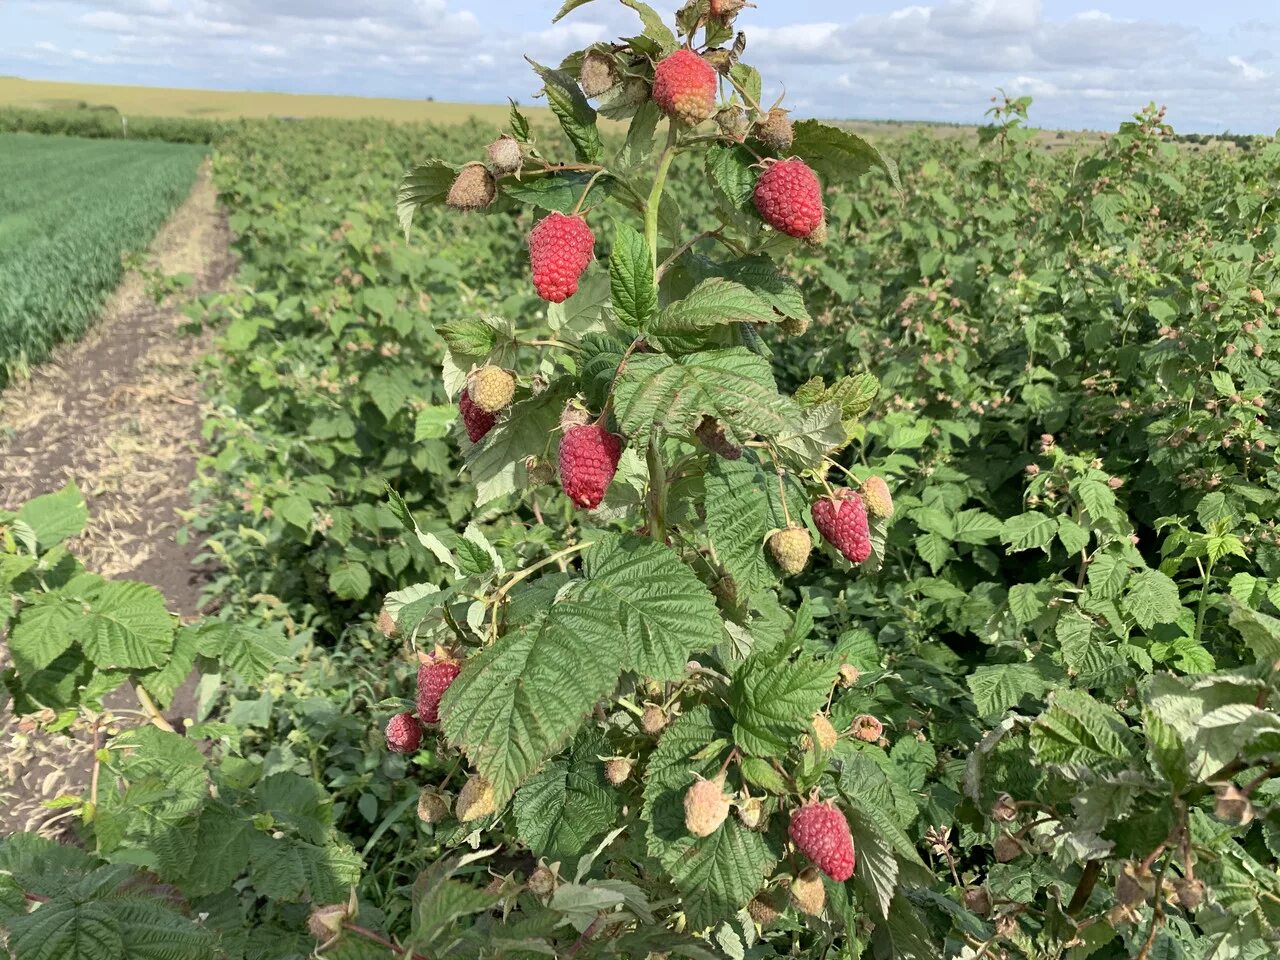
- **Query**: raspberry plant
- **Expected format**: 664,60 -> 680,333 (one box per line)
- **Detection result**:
389,0 -> 910,948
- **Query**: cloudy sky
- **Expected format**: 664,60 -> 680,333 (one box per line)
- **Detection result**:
1,0 -> 1277,133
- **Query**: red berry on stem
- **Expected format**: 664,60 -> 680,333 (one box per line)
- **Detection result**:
652,49 -> 718,126
385,712 -> 422,754
558,423 -> 622,509
753,159 -> 825,239
528,211 -> 595,303
812,488 -> 872,564
459,388 -> 497,443
417,658 -> 461,724
789,800 -> 856,882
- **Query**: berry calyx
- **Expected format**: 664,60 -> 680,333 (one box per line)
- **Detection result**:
812,488 -> 872,564
652,49 -> 717,126
558,422 -> 623,509
779,314 -> 810,337
753,107 -> 794,151
456,775 -> 496,822
640,704 -> 668,735
468,365 -> 515,413
579,49 -> 617,99
446,162 -> 496,211
860,475 -> 895,519
753,158 -> 825,239
802,712 -> 838,752
768,525 -> 812,575
852,714 -> 883,743
789,868 -> 826,916
459,387 -> 497,443
528,211 -> 595,303
385,712 -> 422,754
604,757 -> 634,785
715,106 -> 748,139
416,656 -> 461,725
789,799 -> 856,882
375,607 -> 398,638
747,893 -> 780,928
417,787 -> 450,824
683,772 -> 732,837
487,135 -> 522,176
694,416 -> 742,460
710,0 -> 747,18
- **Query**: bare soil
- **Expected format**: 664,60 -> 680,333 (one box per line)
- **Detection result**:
0,160 -> 233,837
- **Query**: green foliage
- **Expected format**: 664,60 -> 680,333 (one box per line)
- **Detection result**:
0,133 -> 205,385
7,11 -> 1280,960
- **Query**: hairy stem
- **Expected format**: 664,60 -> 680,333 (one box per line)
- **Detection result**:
493,541 -> 595,604
646,432 -> 668,543
1066,859 -> 1103,915
133,683 -> 175,733
645,123 -> 680,276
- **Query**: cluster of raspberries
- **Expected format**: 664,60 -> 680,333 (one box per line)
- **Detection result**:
383,652 -> 462,754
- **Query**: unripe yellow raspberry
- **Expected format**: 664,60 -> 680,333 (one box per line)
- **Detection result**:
768,525 -> 812,575
789,867 -> 826,916
683,772 -> 731,837
456,775 -> 496,822
469,365 -> 515,413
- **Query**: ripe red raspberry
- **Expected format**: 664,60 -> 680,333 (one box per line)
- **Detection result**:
812,488 -> 871,564
652,49 -> 717,126
528,212 -> 595,303
385,712 -> 422,754
459,388 -> 496,443
416,657 -> 461,724
752,159 -> 825,239
558,423 -> 622,509
789,799 -> 856,881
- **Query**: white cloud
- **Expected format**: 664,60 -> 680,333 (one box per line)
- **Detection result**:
4,0 -> 1280,133
1228,55 -> 1266,82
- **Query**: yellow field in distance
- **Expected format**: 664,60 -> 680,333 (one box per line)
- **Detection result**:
0,76 -> 548,126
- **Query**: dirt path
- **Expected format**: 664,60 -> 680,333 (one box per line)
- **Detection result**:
0,159 -> 233,837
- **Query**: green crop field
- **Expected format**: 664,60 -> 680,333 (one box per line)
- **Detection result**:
0,132 -> 205,384
3,8 -> 1280,959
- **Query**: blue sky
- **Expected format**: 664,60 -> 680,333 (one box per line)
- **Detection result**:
2,1 -> 1277,133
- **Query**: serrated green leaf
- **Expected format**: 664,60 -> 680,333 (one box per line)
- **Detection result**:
704,459 -> 773,593
75,581 -> 173,670
791,119 -> 901,192
512,730 -> 621,862
730,652 -> 836,756
442,535 -> 718,802
651,279 -> 776,337
329,561 -> 371,600
17,483 -> 88,549
527,59 -> 604,164
612,348 -> 794,443
967,663 -> 1049,719
9,594 -> 81,674
396,159 -> 456,239
1124,568 -> 1182,631
1000,512 -> 1056,553
610,220 -> 656,331
641,706 -> 774,928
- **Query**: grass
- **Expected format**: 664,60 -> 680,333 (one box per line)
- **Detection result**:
0,76 -> 543,126
0,132 -> 206,386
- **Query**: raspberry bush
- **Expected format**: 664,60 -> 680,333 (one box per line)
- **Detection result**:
388,0 -> 916,948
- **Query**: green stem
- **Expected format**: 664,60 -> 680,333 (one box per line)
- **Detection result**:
646,432 -> 668,543
645,123 -> 680,277
1194,558 -> 1212,647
